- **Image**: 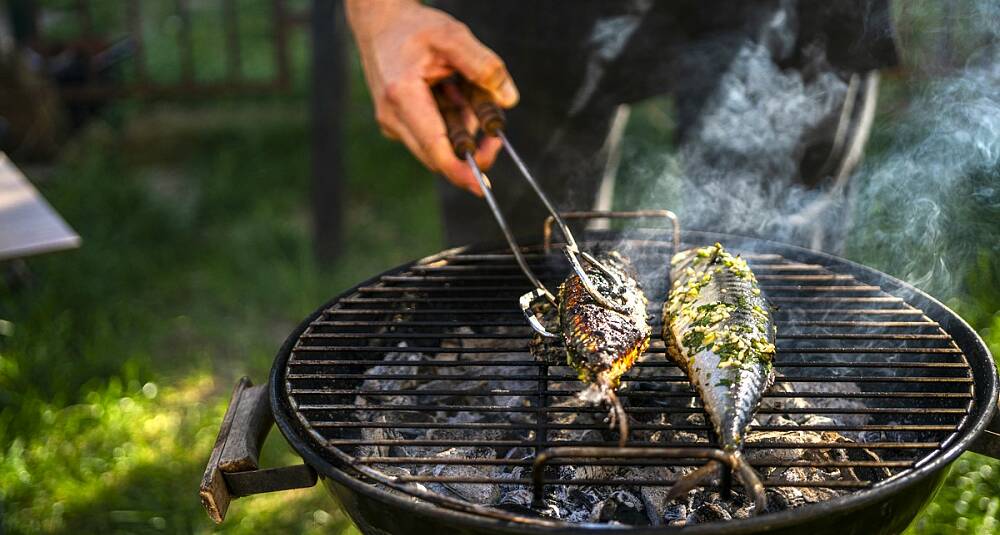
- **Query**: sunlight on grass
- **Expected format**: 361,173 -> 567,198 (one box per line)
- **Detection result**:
0,372 -> 360,534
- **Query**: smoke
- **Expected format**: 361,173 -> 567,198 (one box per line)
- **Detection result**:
849,42 -> 1000,302
671,41 -> 848,245
627,0 -> 1000,306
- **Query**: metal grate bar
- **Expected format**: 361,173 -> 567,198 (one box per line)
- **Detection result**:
407,264 -> 831,273
378,274 -> 861,283
322,307 -> 927,316
297,404 -> 969,415
290,388 -> 973,399
288,372 -> 971,384
335,296 -> 906,304
355,457 -> 914,468
325,439 -> 941,449
298,331 -> 950,341
292,345 -> 963,354
392,475 -> 872,489
355,285 -> 884,293
311,319 -> 940,328
309,421 -> 957,433
288,359 -> 969,369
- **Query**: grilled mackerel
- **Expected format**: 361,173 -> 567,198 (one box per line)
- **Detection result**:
531,252 -> 651,445
663,243 -> 776,513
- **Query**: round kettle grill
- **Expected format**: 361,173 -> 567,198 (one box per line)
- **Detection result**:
199,214 -> 999,535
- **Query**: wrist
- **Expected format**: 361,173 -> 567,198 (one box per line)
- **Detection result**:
345,0 -> 423,43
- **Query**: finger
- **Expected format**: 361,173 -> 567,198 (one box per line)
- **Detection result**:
379,124 -> 400,141
393,80 -> 484,196
433,22 -> 519,107
394,126 -> 436,171
474,135 -> 503,171
396,112 -> 482,196
431,135 -> 484,197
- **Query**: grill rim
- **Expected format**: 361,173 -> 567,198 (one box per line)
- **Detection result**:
269,230 -> 997,533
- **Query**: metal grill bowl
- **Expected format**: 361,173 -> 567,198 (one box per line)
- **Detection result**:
201,228 -> 999,535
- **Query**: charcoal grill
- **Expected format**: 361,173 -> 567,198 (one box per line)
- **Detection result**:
199,222 -> 1000,535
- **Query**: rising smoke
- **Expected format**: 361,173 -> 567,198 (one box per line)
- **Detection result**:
630,0 -> 999,306
849,42 -> 1000,304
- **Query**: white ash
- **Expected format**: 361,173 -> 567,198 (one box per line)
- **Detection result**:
350,328 -> 893,526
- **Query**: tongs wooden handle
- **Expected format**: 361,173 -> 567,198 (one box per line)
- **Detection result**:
464,84 -> 506,136
433,80 -> 476,157
433,78 -> 558,315
433,77 -> 628,331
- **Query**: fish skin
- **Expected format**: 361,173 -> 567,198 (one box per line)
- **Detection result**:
528,251 -> 651,445
558,251 -> 651,391
662,243 -> 776,512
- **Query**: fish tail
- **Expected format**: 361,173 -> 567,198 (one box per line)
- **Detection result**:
664,452 -> 768,515
605,388 -> 629,447
664,460 -> 722,504
577,379 -> 630,446
731,451 -> 768,514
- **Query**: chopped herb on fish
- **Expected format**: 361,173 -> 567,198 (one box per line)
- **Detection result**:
663,243 -> 776,514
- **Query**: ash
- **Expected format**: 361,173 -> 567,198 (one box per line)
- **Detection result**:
351,328 -> 889,527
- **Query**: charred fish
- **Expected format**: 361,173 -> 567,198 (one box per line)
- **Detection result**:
529,251 -> 651,445
663,243 -> 776,513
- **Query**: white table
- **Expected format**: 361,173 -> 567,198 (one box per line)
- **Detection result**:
0,152 -> 80,261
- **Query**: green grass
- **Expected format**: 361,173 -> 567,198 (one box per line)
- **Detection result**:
0,72 -> 443,532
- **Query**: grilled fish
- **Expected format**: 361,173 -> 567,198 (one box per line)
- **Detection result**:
662,243 -> 776,513
529,251 -> 651,445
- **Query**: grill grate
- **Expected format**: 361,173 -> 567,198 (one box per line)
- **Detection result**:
281,237 -> 974,520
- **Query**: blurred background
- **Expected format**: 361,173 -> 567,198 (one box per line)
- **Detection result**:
0,1 -> 997,533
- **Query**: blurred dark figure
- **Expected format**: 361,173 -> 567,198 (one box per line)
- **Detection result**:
347,0 -> 898,252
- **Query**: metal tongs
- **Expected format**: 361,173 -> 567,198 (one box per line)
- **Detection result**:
433,78 -> 628,337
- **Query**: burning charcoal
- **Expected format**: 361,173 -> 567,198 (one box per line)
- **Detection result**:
800,414 -> 837,427
498,488 -> 533,509
686,491 -> 755,522
590,490 -> 649,525
496,500 -> 541,517
633,466 -> 685,525
574,462 -> 619,483
421,447 -> 500,504
767,486 -> 807,510
759,379 -> 869,428
426,427 -> 509,447
689,500 -> 733,523
375,464 -> 413,480
349,288 -> 885,527
356,417 -> 400,458
762,414 -> 800,428
547,396 -> 612,444
662,501 -> 688,527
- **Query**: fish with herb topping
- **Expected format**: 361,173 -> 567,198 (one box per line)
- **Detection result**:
530,251 -> 651,446
662,243 -> 776,513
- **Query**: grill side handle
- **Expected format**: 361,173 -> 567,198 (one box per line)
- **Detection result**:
199,377 -> 318,523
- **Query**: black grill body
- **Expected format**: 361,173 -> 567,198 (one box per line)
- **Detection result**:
269,230 -> 997,535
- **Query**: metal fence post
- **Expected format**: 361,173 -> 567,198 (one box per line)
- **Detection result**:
310,0 -> 346,263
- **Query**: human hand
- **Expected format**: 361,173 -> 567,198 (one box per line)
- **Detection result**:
345,0 -> 519,196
